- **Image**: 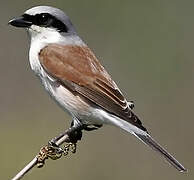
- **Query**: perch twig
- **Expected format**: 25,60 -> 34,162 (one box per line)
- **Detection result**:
11,126 -> 81,180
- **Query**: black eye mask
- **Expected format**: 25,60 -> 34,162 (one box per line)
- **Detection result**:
22,13 -> 68,32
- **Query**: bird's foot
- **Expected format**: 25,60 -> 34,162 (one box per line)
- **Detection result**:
47,141 -> 64,159
37,141 -> 64,168
36,124 -> 84,168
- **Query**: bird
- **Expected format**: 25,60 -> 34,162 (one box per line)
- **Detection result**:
9,6 -> 186,172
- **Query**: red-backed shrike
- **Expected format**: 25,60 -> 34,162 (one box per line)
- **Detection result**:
9,6 -> 186,172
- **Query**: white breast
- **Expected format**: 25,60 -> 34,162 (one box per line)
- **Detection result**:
28,26 -> 102,124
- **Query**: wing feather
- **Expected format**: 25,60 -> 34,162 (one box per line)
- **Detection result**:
39,44 -> 146,131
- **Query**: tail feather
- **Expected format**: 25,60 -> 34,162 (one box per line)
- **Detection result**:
109,116 -> 187,172
134,133 -> 187,172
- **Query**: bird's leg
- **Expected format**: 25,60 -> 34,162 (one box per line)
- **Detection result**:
69,120 -> 83,142
63,119 -> 83,155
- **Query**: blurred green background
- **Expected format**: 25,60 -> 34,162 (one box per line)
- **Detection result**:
1,0 -> 193,179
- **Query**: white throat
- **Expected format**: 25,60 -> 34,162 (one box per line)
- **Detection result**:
29,25 -> 62,45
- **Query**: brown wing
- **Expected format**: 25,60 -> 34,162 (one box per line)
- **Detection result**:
39,44 -> 146,131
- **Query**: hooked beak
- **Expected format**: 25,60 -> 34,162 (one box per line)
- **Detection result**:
8,16 -> 32,28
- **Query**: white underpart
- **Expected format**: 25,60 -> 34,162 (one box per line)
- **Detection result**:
94,109 -> 148,135
28,25 -> 147,136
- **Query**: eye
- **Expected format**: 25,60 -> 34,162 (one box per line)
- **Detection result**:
36,13 -> 51,26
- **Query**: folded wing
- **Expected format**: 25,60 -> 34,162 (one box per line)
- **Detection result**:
39,44 -> 146,131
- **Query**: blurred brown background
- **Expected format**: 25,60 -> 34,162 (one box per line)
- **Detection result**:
1,0 -> 193,179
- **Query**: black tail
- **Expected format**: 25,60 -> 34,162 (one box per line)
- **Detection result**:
135,133 -> 187,172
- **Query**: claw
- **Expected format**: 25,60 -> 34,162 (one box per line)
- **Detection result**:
37,143 -> 64,168
63,142 -> 77,156
48,141 -> 64,154
69,143 -> 77,153
47,147 -> 63,160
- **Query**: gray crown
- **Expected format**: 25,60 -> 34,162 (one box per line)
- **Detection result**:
25,6 -> 76,33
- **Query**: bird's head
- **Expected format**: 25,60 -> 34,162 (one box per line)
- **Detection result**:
9,6 -> 77,40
